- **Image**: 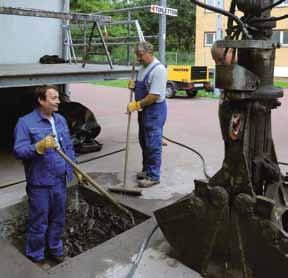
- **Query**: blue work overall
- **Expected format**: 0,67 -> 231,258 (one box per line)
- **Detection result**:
25,179 -> 67,261
135,63 -> 167,181
14,109 -> 75,262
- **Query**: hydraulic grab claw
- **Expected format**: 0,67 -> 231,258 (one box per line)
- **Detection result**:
155,1 -> 288,277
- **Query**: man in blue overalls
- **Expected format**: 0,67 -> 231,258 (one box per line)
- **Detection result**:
127,41 -> 167,188
14,85 -> 81,264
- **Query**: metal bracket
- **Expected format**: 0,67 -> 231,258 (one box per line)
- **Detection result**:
215,40 -> 276,49
216,64 -> 259,92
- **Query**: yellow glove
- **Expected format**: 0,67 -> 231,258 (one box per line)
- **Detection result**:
35,135 -> 57,154
127,101 -> 141,113
128,80 -> 135,90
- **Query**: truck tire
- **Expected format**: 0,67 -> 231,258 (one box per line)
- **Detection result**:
186,89 -> 198,98
166,84 -> 175,98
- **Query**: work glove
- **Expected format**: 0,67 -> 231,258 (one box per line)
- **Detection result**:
35,135 -> 57,155
128,80 -> 135,90
127,101 -> 141,113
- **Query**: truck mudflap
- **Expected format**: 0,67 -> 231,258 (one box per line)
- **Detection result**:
59,101 -> 102,154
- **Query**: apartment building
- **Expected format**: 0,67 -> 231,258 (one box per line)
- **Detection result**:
194,0 -> 288,77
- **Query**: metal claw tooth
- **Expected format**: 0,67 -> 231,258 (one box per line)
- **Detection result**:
234,193 -> 256,216
255,196 -> 275,220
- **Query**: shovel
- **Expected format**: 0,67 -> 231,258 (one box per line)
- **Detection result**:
54,147 -> 135,223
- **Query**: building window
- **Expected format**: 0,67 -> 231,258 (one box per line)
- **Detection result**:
204,32 -> 215,46
272,30 -> 281,43
283,31 -> 288,45
206,0 -> 215,6
204,0 -> 223,12
272,30 -> 288,46
205,0 -> 215,13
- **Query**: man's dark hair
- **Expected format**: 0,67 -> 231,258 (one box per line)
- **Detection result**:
34,85 -> 58,106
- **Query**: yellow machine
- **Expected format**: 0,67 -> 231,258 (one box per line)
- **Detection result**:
166,65 -> 211,98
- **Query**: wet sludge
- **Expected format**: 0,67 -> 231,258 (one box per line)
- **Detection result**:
0,185 -> 148,259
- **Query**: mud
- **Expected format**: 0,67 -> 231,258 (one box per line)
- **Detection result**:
0,185 -> 148,260
64,186 -> 147,257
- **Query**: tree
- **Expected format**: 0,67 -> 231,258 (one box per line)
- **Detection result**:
70,0 -> 196,63
166,0 -> 196,51
127,0 -> 196,52
70,0 -> 111,12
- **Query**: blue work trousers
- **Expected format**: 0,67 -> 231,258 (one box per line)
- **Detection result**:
138,102 -> 167,181
25,181 -> 67,262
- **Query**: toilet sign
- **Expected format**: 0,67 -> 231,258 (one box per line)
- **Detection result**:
150,5 -> 178,16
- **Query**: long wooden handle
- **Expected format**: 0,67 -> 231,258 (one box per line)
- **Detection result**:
55,148 -> 131,217
122,64 -> 136,188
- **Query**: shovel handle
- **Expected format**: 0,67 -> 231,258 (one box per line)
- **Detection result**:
55,148 -> 131,217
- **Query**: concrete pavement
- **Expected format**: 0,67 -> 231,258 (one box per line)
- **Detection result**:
0,83 -> 287,277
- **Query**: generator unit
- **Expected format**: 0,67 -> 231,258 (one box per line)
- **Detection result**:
166,65 -> 211,98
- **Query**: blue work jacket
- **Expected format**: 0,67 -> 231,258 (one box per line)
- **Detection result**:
14,108 -> 76,186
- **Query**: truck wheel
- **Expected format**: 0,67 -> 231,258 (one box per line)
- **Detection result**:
205,84 -> 214,92
166,84 -> 175,98
186,89 -> 197,98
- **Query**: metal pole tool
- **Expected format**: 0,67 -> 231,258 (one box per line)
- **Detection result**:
108,64 -> 142,196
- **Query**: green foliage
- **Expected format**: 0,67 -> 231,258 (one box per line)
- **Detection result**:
90,80 -> 288,100
195,90 -> 219,99
91,79 -> 128,88
132,0 -> 196,52
70,0 -> 196,64
90,80 -> 218,99
160,51 -> 194,65
274,81 -> 288,88
70,0 -> 111,12
167,0 -> 196,51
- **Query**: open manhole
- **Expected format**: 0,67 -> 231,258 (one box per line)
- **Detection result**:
0,182 -> 148,270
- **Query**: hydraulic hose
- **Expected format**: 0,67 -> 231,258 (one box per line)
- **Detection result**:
0,148 -> 125,189
191,0 -> 250,39
163,135 -> 211,179
126,225 -> 159,278
78,148 -> 125,164
1,141 -> 286,189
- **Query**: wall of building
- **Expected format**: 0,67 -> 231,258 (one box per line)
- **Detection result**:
272,5 -> 288,71
195,1 -> 230,68
195,1 -> 288,77
0,0 -> 64,64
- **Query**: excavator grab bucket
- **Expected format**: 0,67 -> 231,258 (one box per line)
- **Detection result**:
155,0 -> 288,276
155,180 -> 288,278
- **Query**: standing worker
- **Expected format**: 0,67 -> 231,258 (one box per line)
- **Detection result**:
13,85 -> 81,264
127,41 -> 167,188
